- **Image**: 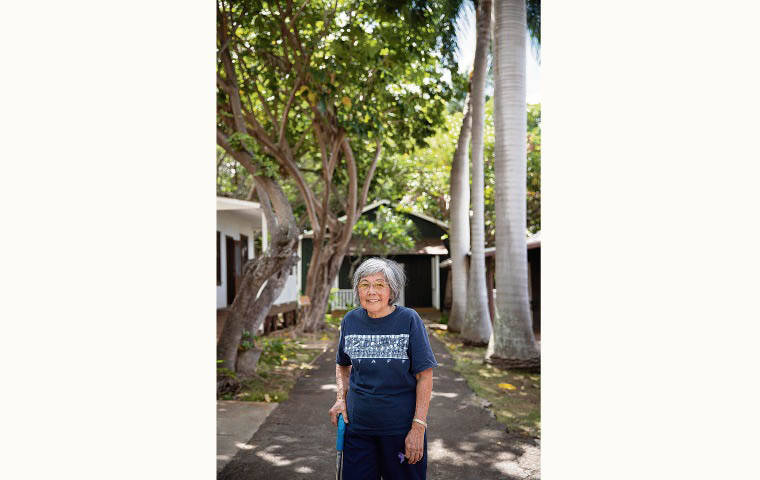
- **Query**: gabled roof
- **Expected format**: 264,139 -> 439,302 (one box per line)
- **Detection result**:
300,200 -> 449,239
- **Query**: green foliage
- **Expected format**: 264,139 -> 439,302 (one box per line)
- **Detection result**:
372,101 -> 541,242
260,337 -> 300,366
371,109 -> 463,222
217,358 -> 240,399
526,104 -> 541,233
217,146 -> 253,198
217,365 -> 237,380
238,330 -> 255,352
527,0 -> 541,61
217,0 -> 462,232
227,330 -> 339,403
324,311 -> 342,328
352,205 -> 420,255
226,133 -> 280,179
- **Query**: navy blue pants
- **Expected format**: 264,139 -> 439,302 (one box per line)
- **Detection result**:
342,429 -> 427,480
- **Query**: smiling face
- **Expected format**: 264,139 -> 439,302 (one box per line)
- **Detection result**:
357,272 -> 394,318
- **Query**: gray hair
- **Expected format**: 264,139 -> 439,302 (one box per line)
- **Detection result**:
352,257 -> 406,306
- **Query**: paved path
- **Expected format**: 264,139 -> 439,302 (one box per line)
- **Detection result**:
217,400 -> 278,473
217,325 -> 540,479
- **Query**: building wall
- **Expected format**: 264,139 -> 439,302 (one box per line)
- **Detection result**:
217,211 -> 255,308
216,210 -> 298,309
298,209 -> 448,309
274,263 -> 299,305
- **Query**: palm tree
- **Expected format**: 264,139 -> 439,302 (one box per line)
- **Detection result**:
447,91 -> 472,333
486,0 -> 540,368
461,0 -> 493,345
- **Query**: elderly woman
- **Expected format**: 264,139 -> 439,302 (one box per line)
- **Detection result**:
328,257 -> 438,480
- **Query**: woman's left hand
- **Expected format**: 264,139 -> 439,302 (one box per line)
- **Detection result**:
404,423 -> 425,464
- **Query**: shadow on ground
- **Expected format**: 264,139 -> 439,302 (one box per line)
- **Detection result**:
218,322 -> 540,479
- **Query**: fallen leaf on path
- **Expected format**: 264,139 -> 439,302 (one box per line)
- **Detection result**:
498,383 -> 517,390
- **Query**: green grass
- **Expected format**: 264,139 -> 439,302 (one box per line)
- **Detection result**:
430,328 -> 541,438
220,320 -> 340,403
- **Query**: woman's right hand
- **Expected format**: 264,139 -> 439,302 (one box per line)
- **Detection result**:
328,398 -> 349,426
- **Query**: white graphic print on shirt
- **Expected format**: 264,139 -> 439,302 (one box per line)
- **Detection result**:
343,334 -> 409,360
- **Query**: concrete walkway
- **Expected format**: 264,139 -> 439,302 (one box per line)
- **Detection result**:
217,400 -> 278,473
217,323 -> 540,479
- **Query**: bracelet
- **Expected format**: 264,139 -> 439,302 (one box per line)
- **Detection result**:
413,418 -> 427,428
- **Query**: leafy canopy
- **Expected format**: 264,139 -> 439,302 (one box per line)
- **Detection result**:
217,0 -> 465,228
371,101 -> 542,241
352,205 -> 420,255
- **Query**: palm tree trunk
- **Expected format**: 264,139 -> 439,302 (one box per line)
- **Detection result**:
487,0 -> 539,369
462,0 -> 493,346
447,93 -> 472,333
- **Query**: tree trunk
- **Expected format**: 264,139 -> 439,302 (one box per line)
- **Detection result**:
216,176 -> 299,374
447,93 -> 472,333
487,255 -> 495,323
302,241 -> 347,332
443,267 -> 453,311
298,135 -> 381,332
487,0 -> 540,370
462,0 -> 493,346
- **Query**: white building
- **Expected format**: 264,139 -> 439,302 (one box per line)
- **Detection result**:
216,196 -> 298,310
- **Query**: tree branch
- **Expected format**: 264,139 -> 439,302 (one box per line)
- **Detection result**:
217,8 -> 248,135
337,138 -> 359,250
233,45 -> 278,129
217,129 -> 258,176
357,137 -> 382,219
321,130 -> 344,238
278,76 -> 301,145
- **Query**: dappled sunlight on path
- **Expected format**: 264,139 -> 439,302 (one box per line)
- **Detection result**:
218,313 -> 540,479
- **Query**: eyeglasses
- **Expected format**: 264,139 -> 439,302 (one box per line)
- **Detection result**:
358,281 -> 388,292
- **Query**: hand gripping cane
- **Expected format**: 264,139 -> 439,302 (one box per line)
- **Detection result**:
336,413 -> 346,480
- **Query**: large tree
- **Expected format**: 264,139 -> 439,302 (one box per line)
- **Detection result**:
216,0 -> 459,331
216,2 -> 301,375
486,0 -> 540,368
461,0 -> 493,345
215,172 -> 300,375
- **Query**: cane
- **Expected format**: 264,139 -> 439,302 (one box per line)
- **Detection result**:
336,413 -> 346,480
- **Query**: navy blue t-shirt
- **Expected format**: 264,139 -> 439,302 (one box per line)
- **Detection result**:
336,305 -> 438,436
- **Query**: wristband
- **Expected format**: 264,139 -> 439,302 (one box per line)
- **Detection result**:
413,418 -> 427,428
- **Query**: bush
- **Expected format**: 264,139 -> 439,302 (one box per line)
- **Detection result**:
325,313 -> 342,328
238,330 -> 255,352
260,337 -> 299,366
217,360 -> 241,399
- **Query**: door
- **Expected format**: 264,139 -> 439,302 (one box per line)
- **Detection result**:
225,235 -> 236,306
391,255 -> 431,307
